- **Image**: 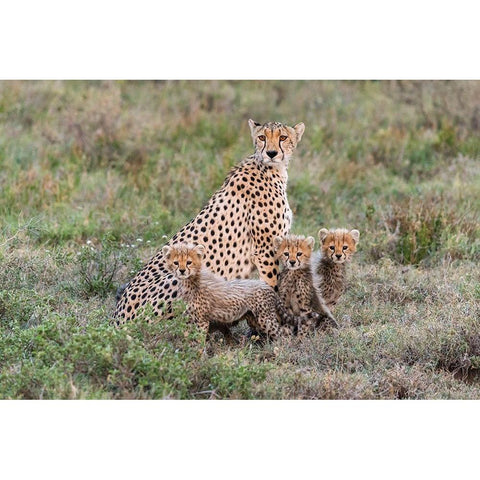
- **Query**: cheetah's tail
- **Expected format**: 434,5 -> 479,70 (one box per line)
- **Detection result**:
115,282 -> 129,303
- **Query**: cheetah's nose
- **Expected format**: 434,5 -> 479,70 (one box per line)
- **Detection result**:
266,150 -> 278,159
289,260 -> 296,266
335,254 -> 342,260
179,269 -> 186,274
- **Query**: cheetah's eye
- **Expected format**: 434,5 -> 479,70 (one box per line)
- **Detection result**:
296,252 -> 303,257
329,246 -> 335,251
173,261 -> 179,266
283,252 -> 289,257
258,135 -> 266,141
279,135 -> 288,141
342,245 -> 348,251
186,260 -> 192,265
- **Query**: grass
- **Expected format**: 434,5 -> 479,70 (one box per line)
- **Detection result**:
1,80 -> 479,399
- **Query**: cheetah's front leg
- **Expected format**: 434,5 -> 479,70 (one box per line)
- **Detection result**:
186,308 -> 210,340
289,296 -> 301,316
252,250 -> 280,289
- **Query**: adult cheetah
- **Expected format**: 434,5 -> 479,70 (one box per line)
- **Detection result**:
114,119 -> 305,324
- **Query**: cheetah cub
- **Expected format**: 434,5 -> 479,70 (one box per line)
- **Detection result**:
274,234 -> 337,336
163,243 -> 296,341
312,228 -> 360,310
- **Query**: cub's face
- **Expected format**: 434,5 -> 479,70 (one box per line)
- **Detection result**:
318,228 -> 360,264
249,119 -> 305,167
274,235 -> 315,270
162,243 -> 205,279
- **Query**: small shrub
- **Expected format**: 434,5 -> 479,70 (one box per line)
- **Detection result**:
0,304 -> 205,399
75,233 -> 142,298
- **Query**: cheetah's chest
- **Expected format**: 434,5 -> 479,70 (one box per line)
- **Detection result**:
317,262 -> 346,305
284,198 -> 293,232
279,270 -> 311,304
169,162 -> 290,281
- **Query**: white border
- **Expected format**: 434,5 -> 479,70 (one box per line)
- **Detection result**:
2,1 -> 479,79
2,400 -> 480,479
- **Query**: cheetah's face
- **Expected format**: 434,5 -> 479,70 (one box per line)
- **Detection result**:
319,228 -> 360,264
274,235 -> 314,270
248,119 -> 305,167
162,243 -> 205,279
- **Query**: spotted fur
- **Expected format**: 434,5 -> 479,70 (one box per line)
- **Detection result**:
113,119 -> 305,326
274,234 -> 337,336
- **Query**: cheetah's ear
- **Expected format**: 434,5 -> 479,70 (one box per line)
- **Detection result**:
162,245 -> 171,258
248,119 -> 261,138
318,228 -> 330,244
293,122 -> 305,143
193,244 -> 206,259
350,229 -> 360,244
306,236 -> 315,249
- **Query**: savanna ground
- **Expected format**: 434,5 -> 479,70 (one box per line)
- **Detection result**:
1,80 -> 479,399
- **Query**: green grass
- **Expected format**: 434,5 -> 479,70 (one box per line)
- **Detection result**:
1,80 -> 479,399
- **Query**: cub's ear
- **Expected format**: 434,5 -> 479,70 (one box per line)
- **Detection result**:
318,228 -> 329,244
273,236 -> 283,250
350,229 -> 360,244
193,244 -> 206,259
162,245 -> 171,257
248,119 -> 261,137
273,236 -> 285,259
293,122 -> 305,143
305,236 -> 315,249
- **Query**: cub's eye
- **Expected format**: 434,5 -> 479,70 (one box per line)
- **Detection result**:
279,135 -> 288,141
329,246 -> 335,251
173,261 -> 179,266
186,260 -> 192,265
283,252 -> 289,257
342,245 -> 348,251
258,135 -> 266,141
296,252 -> 303,257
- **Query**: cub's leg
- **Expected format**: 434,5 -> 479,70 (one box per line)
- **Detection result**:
311,286 -> 338,329
297,316 -> 317,338
289,296 -> 301,316
242,313 -> 265,342
254,301 -> 281,341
